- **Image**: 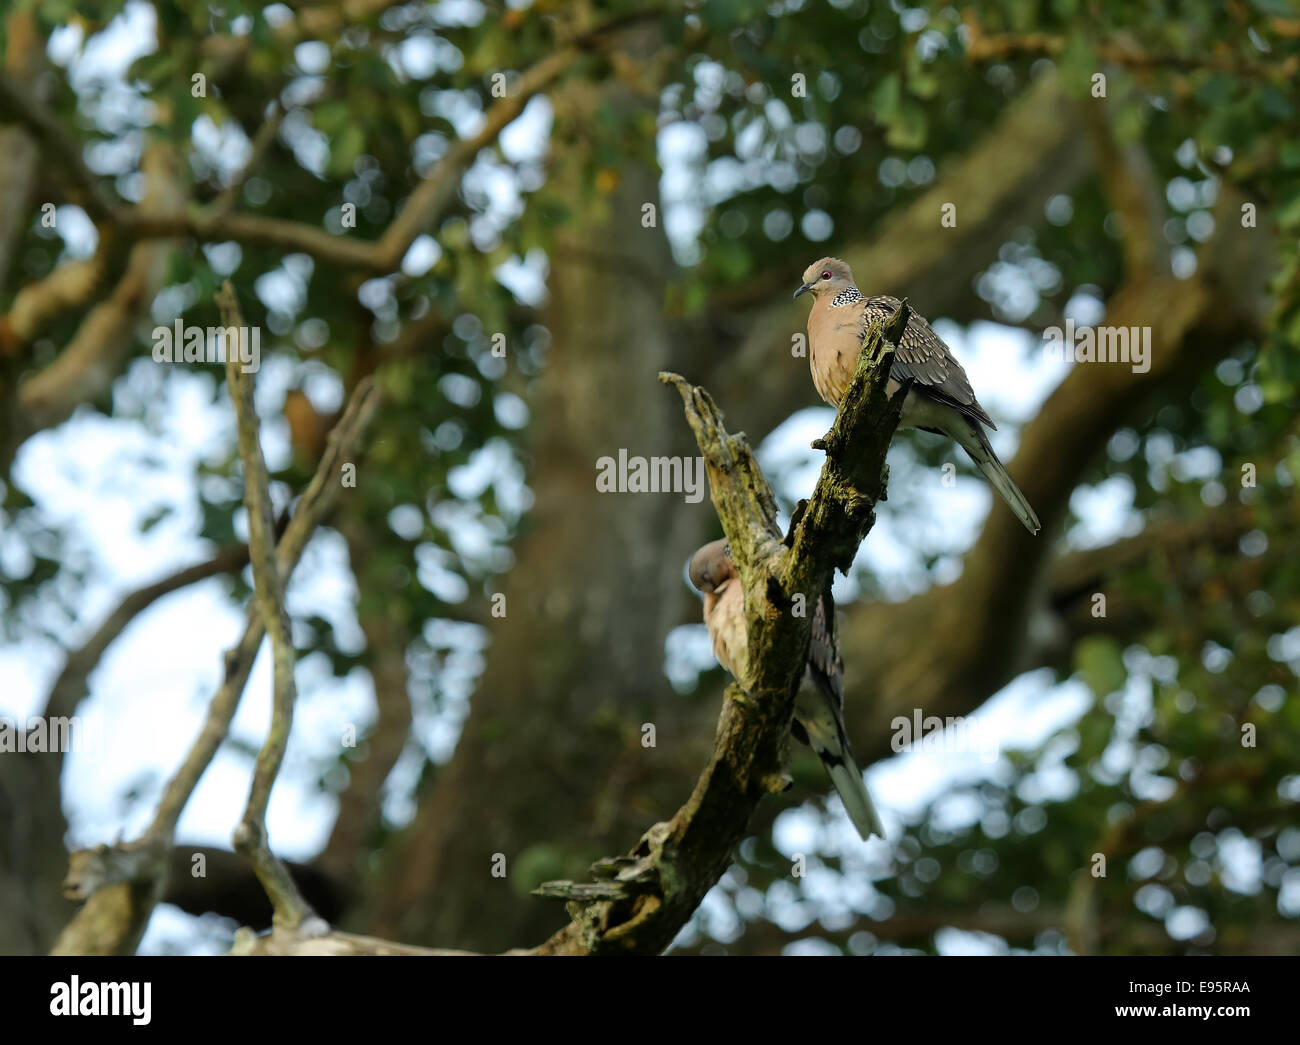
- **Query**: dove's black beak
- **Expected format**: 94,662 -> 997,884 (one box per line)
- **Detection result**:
793,283 -> 812,299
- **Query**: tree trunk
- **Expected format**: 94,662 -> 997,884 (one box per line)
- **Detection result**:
363,62 -> 721,951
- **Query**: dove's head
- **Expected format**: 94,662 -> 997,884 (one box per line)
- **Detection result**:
687,538 -> 736,595
794,257 -> 856,300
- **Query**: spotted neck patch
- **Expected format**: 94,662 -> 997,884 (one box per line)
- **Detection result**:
830,286 -> 864,307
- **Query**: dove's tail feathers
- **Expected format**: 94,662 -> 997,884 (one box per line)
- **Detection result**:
794,690 -> 886,841
959,423 -> 1041,536
822,750 -> 887,842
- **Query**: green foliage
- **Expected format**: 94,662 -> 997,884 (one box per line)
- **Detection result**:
1076,636 -> 1127,699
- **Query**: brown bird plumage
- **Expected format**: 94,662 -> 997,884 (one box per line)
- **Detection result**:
687,538 -> 885,840
795,257 -> 1041,535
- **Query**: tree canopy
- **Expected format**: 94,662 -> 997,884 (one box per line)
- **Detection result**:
0,0 -> 1297,956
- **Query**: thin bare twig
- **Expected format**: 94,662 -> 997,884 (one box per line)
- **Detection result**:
216,280 -> 317,932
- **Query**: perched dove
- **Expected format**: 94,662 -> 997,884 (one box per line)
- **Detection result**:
687,538 -> 886,841
795,257 -> 1041,535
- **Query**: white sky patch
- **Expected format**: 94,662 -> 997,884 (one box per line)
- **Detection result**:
255,268 -> 310,324
280,108 -> 330,177
495,249 -> 549,306
431,0 -> 488,28
391,35 -> 438,81
499,96 -> 552,163
57,528 -> 368,856
51,206 -> 98,260
420,88 -> 486,139
400,235 -> 442,277
140,904 -> 232,954
947,320 -> 1068,429
864,672 -> 1093,828
658,123 -> 710,259
190,114 -> 255,186
63,0 -> 156,90
663,622 -> 718,695
11,385 -> 224,591
1069,474 -> 1144,547
935,927 -> 1012,955
47,22 -> 87,67
294,40 -> 331,76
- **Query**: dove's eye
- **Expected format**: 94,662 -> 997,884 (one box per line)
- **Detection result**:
821,271 -> 831,280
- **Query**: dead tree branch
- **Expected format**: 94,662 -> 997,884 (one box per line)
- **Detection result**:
217,281 -> 320,933
530,305 -> 909,956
